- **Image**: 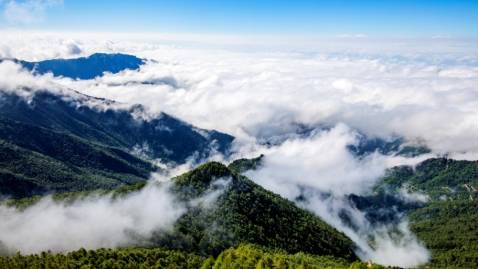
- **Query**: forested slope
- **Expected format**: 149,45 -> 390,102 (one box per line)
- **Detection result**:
158,162 -> 357,258
0,90 -> 233,197
1,162 -> 358,263
0,244 -> 390,269
379,158 -> 478,268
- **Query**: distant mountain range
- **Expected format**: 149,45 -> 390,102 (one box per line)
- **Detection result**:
1,53 -> 144,79
255,122 -> 430,158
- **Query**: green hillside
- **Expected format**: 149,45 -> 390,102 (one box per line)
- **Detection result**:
1,162 -> 358,262
158,162 -> 357,258
0,90 -> 234,197
0,119 -> 154,198
0,91 -> 233,164
379,158 -> 478,268
228,154 -> 264,174
381,158 -> 478,200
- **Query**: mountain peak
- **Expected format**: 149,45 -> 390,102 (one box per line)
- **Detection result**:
163,161 -> 358,258
5,53 -> 145,80
173,162 -> 233,196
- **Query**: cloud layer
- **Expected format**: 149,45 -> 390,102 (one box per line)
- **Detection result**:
0,182 -> 183,254
1,34 -> 470,156
1,33 -> 477,266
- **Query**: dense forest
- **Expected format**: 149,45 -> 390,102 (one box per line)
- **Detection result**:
164,162 -> 356,258
3,157 -> 478,268
0,90 -> 233,198
0,244 -> 392,269
1,162 -> 357,259
379,158 -> 478,268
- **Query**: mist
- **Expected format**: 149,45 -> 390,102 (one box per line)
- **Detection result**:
245,125 -> 432,267
1,33 -> 477,266
0,170 -> 230,255
0,182 -> 180,254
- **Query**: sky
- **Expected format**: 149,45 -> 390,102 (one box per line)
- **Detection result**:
0,0 -> 477,38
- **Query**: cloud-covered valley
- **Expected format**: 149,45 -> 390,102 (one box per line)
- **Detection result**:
1,32 -> 477,267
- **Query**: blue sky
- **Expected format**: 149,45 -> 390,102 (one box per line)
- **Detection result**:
0,0 -> 477,38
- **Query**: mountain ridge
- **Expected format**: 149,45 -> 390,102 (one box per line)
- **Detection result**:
1,53 -> 145,80
0,89 -> 234,197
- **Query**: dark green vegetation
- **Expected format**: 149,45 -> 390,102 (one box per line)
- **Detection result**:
228,154 -> 264,174
1,85 -> 475,269
381,158 -> 478,201
1,162 -> 357,264
0,90 -> 233,197
1,181 -> 148,210
0,246 -> 205,269
0,91 -> 233,164
0,244 -> 389,269
378,158 -> 478,268
346,192 -> 421,225
213,244 -> 391,269
410,200 -> 478,269
158,162 -> 356,259
5,53 -> 144,80
0,120 -> 153,198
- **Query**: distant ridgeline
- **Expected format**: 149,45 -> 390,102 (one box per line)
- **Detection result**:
0,90 -> 234,198
2,53 -> 144,79
254,123 -> 430,158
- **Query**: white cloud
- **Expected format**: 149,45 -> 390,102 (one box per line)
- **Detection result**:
0,32 -> 477,266
244,125 -> 431,267
301,193 -> 430,268
398,185 -> 430,203
2,0 -> 62,25
0,172 -> 231,255
0,182 -> 184,254
52,41 -> 478,156
246,124 -> 386,196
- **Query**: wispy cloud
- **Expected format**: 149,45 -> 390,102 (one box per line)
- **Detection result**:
2,0 -> 62,25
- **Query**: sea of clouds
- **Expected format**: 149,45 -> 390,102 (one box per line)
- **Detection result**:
1,32 -> 477,267
2,32 -> 477,154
